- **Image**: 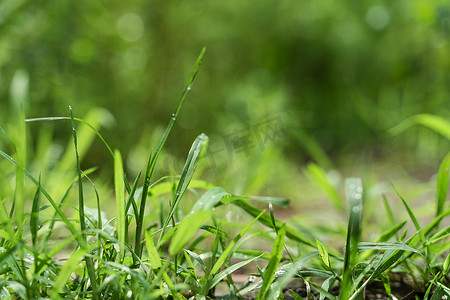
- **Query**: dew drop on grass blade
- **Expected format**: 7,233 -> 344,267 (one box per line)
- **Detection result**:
134,48 -> 206,259
339,178 -> 363,300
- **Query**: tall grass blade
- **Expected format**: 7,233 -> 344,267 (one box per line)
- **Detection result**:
14,104 -> 26,237
340,178 -> 363,300
259,224 -> 286,300
114,149 -> 126,261
436,152 -> 450,217
69,106 -> 98,297
134,47 -> 206,258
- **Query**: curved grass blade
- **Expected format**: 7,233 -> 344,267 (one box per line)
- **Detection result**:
159,133 -> 208,244
189,187 -> 231,214
26,114 -> 115,159
389,113 -> 450,140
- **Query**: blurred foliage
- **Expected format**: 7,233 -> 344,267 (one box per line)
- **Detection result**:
1,0 -> 449,176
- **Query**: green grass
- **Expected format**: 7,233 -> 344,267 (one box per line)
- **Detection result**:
0,50 -> 449,299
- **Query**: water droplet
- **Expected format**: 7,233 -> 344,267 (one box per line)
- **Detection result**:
187,86 -> 192,91
352,205 -> 362,213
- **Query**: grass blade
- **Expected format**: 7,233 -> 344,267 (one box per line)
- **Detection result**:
160,133 -> 208,243
225,198 -> 316,248
69,106 -> 98,297
389,113 -> 450,140
436,152 -> 450,216
382,194 -> 396,227
145,230 -> 162,270
316,240 -> 331,269
210,254 -> 264,289
114,149 -> 126,261
168,210 -> 211,256
189,187 -> 231,214
30,176 -> 41,248
358,242 -> 422,256
211,211 -> 265,276
304,163 -> 343,211
0,150 -> 81,244
14,104 -> 26,237
259,224 -> 286,300
340,178 -> 363,300
51,248 -> 88,296
134,47 -> 206,258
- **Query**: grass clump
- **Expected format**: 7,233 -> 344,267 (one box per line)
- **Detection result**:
0,50 -> 449,300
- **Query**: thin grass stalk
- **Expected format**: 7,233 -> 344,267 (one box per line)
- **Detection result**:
69,106 -> 99,298
14,104 -> 26,238
134,47 -> 206,259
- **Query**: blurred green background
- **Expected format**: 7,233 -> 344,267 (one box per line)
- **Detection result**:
1,0 -> 449,194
